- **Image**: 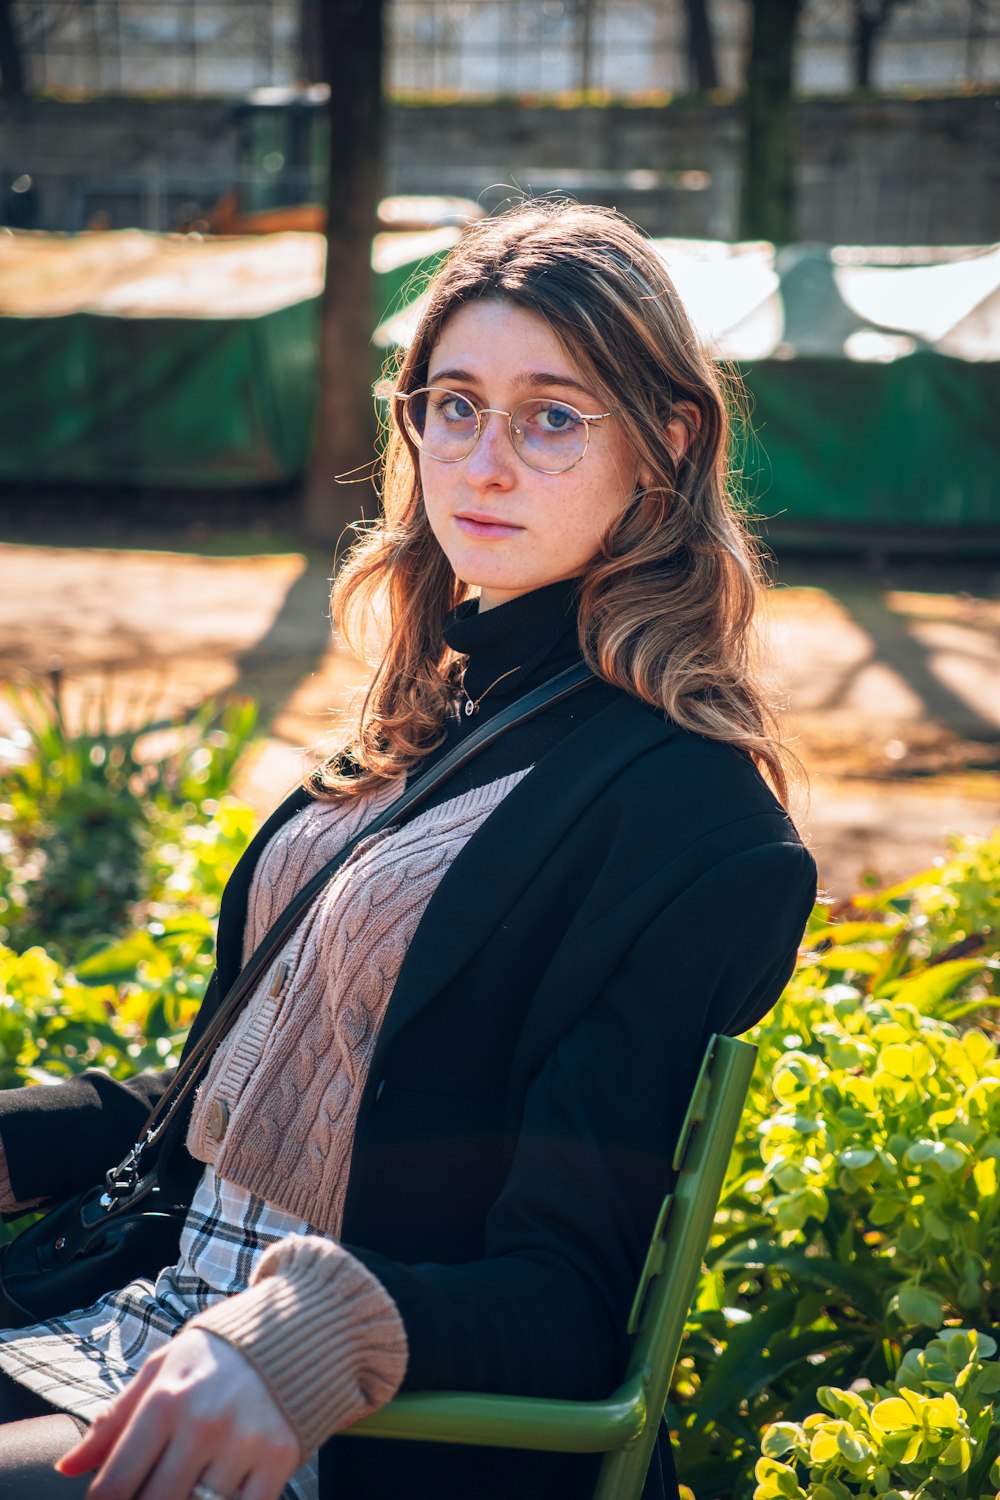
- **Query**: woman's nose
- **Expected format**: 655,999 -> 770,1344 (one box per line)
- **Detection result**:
465,411 -> 516,485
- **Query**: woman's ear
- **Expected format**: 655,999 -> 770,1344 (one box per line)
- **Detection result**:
665,400 -> 702,464
637,400 -> 702,491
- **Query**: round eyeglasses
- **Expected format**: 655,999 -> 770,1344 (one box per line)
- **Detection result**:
395,387 -> 614,476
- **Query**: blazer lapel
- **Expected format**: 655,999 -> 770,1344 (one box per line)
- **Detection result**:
373,696 -> 677,1057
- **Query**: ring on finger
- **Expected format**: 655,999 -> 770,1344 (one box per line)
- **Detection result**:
192,1484 -> 232,1500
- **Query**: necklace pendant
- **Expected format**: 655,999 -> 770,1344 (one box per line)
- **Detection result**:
464,699 -> 476,717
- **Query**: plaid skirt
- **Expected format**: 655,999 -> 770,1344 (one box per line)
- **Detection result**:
0,1166 -> 322,1500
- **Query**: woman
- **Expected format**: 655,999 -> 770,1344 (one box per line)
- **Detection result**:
0,200 -> 816,1500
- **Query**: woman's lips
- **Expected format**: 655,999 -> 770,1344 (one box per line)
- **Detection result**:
455,515 -> 524,539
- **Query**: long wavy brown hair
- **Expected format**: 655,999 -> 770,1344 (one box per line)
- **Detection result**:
312,199 -> 790,804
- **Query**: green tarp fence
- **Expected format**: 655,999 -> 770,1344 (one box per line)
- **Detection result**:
1,302 -> 319,486
0,227 -> 452,488
740,354 -> 1000,531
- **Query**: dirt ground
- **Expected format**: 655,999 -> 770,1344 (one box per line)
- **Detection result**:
0,496 -> 997,903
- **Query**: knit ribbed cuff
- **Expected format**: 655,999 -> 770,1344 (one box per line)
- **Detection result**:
189,1235 -> 408,1459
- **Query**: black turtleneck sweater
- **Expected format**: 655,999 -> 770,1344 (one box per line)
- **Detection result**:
406,578 -> 610,810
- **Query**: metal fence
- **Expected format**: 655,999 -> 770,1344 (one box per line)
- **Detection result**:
10,0 -> 299,95
10,0 -> 1000,98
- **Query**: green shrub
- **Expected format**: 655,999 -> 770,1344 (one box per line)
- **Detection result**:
672,832 -> 1000,1498
0,679 -> 258,1080
755,1330 -> 1000,1500
1,680 -> 257,958
0,794 -> 255,1088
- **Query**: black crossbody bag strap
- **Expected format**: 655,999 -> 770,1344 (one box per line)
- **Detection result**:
103,662 -> 594,1199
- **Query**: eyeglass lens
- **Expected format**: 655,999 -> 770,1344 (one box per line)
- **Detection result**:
402,388 -> 588,474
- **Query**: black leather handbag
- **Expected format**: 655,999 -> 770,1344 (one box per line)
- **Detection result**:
0,664 -> 593,1329
0,1173 -> 188,1328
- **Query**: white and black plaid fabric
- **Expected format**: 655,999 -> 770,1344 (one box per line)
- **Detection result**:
0,1166 -> 323,1500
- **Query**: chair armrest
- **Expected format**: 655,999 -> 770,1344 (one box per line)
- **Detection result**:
344,1369 -> 649,1453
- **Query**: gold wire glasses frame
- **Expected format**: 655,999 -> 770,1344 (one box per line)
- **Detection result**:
394,386 -> 614,476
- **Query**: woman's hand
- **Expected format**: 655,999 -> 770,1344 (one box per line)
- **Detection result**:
55,1326 -> 302,1500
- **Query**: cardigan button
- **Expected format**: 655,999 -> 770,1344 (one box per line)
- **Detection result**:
206,1097 -> 230,1142
373,1078 -> 386,1106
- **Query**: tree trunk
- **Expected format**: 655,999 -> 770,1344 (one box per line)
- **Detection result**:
0,0 -> 26,95
739,0 -> 803,244
684,0 -> 719,91
302,0 -> 385,544
854,8 -> 876,88
579,0 -> 595,93
853,0 -> 898,90
299,0 -> 323,82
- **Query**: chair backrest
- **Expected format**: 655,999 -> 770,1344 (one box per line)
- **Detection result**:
343,1032 -> 758,1500
592,1032 -> 757,1500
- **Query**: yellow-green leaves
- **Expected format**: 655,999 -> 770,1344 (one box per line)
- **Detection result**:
689,835 -> 1000,1499
869,1395 -> 918,1432
754,1458 -> 807,1500
745,892 -> 1000,1328
756,1335 -> 997,1500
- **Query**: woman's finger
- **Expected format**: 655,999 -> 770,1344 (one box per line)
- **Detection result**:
55,1352 -> 166,1476
57,1329 -> 301,1500
92,1398 -> 202,1500
196,1464 -> 288,1500
232,1465 -> 297,1500
193,1473 -> 254,1500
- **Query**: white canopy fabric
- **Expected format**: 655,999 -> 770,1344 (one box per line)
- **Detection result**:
373,238 -> 1000,365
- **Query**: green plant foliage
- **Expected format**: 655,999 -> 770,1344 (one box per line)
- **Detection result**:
0,795 -> 255,1086
755,1330 -> 1000,1500
1,681 -> 257,958
672,831 -> 1000,1498
0,681 -> 259,1245
1,681 -> 148,951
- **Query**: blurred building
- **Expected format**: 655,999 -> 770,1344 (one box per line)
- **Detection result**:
1,0 -> 998,243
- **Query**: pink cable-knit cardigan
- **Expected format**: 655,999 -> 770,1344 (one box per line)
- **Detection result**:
0,769 -> 529,1461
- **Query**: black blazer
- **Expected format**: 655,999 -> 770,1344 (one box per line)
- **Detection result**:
0,687 -> 817,1500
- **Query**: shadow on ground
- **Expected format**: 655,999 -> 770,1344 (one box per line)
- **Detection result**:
0,494 -> 997,899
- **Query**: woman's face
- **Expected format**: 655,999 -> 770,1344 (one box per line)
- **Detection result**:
416,299 -> 641,612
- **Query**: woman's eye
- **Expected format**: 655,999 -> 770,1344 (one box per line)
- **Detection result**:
435,394 -> 477,423
534,402 -> 581,434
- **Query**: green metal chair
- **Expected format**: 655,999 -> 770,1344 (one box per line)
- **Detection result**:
346,1032 -> 757,1500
